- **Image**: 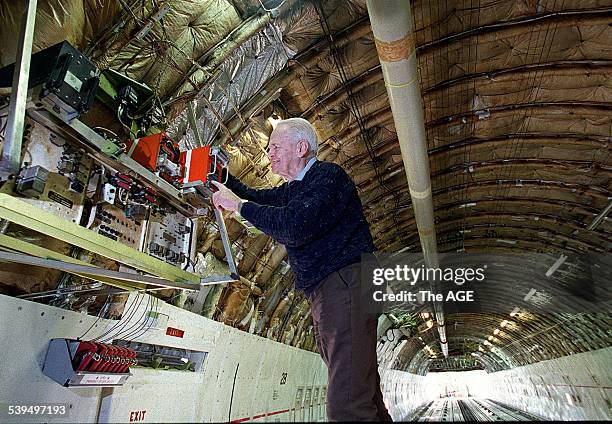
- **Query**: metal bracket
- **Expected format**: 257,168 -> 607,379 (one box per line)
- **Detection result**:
197,208 -> 239,286
0,233 -> 135,291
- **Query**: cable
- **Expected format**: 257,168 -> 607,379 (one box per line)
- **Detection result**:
458,0 -> 481,254
183,256 -> 197,272
77,294 -> 112,341
93,291 -> 144,342
96,292 -> 146,343
126,295 -> 161,341
121,294 -> 158,342
117,106 -> 138,139
490,0 -> 563,240
105,292 -> 151,342
258,0 -> 286,12
118,187 -> 130,205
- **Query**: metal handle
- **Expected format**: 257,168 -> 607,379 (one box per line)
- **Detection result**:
207,151 -> 218,177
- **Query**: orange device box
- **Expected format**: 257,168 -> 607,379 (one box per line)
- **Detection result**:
180,146 -> 223,187
125,133 -> 165,171
125,133 -> 180,172
125,134 -> 225,188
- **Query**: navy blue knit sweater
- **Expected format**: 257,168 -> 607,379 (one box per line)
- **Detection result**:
227,161 -> 375,295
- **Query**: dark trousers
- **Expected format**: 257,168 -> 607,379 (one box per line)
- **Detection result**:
308,262 -> 393,422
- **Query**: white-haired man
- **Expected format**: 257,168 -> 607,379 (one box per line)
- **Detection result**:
211,117 -> 392,422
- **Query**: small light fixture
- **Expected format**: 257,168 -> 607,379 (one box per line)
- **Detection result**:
267,112 -> 283,128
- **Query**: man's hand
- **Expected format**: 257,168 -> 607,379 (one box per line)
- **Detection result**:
211,180 -> 243,212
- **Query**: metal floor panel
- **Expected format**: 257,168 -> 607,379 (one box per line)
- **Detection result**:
415,398 -> 542,422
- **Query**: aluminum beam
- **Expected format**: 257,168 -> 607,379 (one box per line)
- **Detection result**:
0,0 -> 38,175
0,193 -> 199,285
0,251 -> 201,291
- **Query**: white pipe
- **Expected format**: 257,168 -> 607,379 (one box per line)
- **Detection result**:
367,0 -> 448,357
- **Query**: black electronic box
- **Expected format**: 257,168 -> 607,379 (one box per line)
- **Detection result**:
0,40 -> 99,121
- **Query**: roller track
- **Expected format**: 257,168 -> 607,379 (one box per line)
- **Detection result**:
414,398 -> 546,421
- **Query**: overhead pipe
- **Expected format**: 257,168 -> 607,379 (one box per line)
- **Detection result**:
366,0 -> 448,357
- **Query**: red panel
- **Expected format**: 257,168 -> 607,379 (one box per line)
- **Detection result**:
166,327 -> 185,338
126,133 -> 164,171
180,146 -> 212,185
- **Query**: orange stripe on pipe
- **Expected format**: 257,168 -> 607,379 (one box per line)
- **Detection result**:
420,227 -> 434,236
374,33 -> 415,62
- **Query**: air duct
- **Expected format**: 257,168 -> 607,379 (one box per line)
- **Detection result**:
366,0 -> 448,357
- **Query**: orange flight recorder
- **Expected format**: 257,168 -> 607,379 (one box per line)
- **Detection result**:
125,132 -> 228,190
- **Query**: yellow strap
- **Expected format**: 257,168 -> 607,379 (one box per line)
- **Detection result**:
385,76 -> 418,89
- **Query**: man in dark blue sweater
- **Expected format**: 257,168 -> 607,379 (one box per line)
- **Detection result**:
211,118 -> 392,422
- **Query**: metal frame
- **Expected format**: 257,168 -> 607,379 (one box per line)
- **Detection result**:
25,105 -> 239,283
0,193 -> 199,284
1,38 -> 240,291
0,251 -> 199,291
0,0 -> 38,175
0,233 -> 136,291
200,208 -> 238,285
0,194 -> 237,289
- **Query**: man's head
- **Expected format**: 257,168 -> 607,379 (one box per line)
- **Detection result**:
268,118 -> 318,180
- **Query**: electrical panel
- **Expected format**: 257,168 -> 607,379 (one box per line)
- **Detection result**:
0,40 -> 238,291
2,118 -> 198,266
10,120 -> 93,224
90,202 -> 144,249
144,209 -> 195,268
